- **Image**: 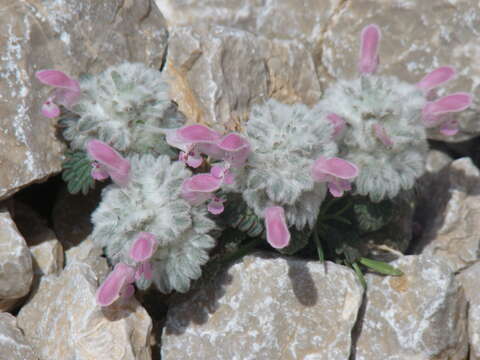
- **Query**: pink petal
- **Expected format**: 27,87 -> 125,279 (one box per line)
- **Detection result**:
35,70 -> 80,93
265,206 -> 290,249
207,197 -> 225,215
372,124 -> 394,147
327,113 -> 346,138
358,24 -> 381,75
417,66 -> 456,93
86,140 -> 131,186
183,174 -> 223,193
177,124 -> 222,143
129,232 -> 157,262
312,156 -> 359,181
186,153 -> 203,168
439,118 -> 459,136
210,165 -> 224,179
328,179 -> 352,198
224,172 -> 235,185
41,98 -> 60,118
91,166 -> 110,181
423,93 -> 472,117
96,263 -> 135,307
141,262 -> 153,280
52,87 -> 80,108
217,133 -> 251,167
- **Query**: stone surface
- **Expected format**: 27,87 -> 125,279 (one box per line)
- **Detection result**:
64,237 -> 109,281
156,0 -> 342,49
415,158 -> 480,272
0,0 -> 168,201
320,0 -> 480,142
17,251 -> 152,360
424,149 -> 453,174
0,209 -> 33,310
30,239 -> 64,276
166,24 -> 321,132
0,312 -> 38,360
353,255 -> 468,360
162,254 -> 364,360
457,262 -> 480,360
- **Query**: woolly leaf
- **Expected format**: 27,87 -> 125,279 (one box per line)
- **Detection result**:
62,151 -> 95,195
353,197 -> 394,233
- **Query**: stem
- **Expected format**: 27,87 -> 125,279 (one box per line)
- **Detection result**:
333,200 -> 352,217
352,262 -> 367,289
312,227 -> 324,263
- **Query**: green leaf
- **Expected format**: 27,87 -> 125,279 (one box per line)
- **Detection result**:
312,227 -> 324,263
219,193 -> 264,238
353,197 -> 394,233
359,257 -> 404,276
352,262 -> 367,289
62,151 -> 95,195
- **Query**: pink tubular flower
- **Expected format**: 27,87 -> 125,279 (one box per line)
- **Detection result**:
326,113 -> 346,139
421,93 -> 472,135
358,24 -> 381,75
372,124 -> 394,147
210,164 -> 235,185
129,232 -> 157,281
265,206 -> 290,249
35,70 -> 81,118
86,139 -> 131,187
181,173 -> 223,206
166,124 -> 222,168
96,263 -> 136,307
312,156 -> 359,197
207,196 -> 226,215
417,66 -> 456,94
205,133 -> 251,168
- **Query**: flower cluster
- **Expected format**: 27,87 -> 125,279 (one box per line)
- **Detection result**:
35,24 -> 474,307
315,24 -> 472,202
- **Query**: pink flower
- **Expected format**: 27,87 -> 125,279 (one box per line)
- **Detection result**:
422,93 -> 472,135
166,124 -> 222,168
372,124 -> 394,148
265,206 -> 290,249
312,156 -> 359,197
96,263 -> 136,307
207,196 -> 226,215
358,24 -> 381,75
326,113 -> 346,139
36,70 -> 80,118
181,173 -> 223,206
206,133 -> 251,168
86,140 -> 131,187
210,164 -> 235,185
417,67 -> 456,95
129,232 -> 157,281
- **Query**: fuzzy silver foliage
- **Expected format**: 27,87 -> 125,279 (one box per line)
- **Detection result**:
91,154 -> 216,293
317,75 -> 428,202
63,62 -> 184,156
230,99 -> 338,230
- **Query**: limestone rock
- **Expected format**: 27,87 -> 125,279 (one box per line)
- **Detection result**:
64,237 -> 109,281
166,24 -> 321,132
415,158 -> 480,272
0,0 -> 167,201
320,0 -> 480,142
162,254 -> 364,360
457,262 -> 480,360
17,257 -> 152,360
156,0 -> 342,49
0,209 -> 33,310
30,239 -> 64,276
354,255 -> 468,360
0,313 -> 37,360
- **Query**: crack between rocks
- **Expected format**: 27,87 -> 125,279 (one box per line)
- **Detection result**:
314,0 -> 350,86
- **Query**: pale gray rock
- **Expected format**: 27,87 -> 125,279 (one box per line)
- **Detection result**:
0,0 -> 167,201
415,158 -> 480,272
156,0 -> 343,49
30,239 -> 64,276
0,209 -> 33,310
64,237 -> 109,281
17,251 -> 152,360
457,262 -> 480,360
425,150 -> 453,174
320,0 -> 480,142
0,312 -> 38,360
162,254 -> 364,360
166,24 -> 321,132
354,255 -> 468,360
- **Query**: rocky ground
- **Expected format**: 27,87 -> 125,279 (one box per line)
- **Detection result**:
1,0 -> 480,359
